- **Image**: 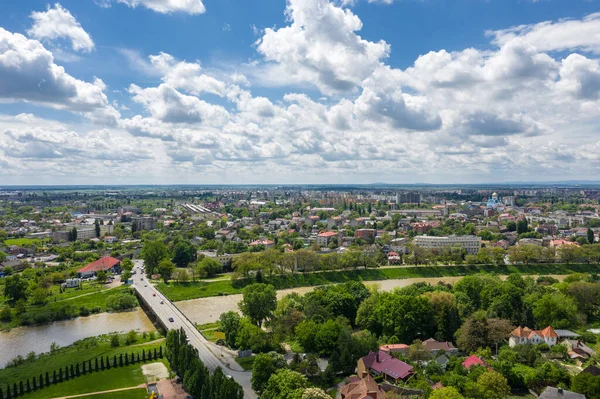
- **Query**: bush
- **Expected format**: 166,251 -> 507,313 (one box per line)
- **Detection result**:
106,292 -> 138,311
110,334 -> 120,347
79,306 -> 90,316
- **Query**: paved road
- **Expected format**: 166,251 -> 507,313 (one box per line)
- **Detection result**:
131,260 -> 254,399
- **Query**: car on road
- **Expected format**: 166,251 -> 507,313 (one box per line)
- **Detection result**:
160,300 -> 164,304
152,293 -> 156,297
168,317 -> 174,322
144,284 -> 148,287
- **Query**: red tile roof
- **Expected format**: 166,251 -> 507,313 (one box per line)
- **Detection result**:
78,256 -> 120,274
318,231 -> 338,237
462,355 -> 488,369
361,351 -> 414,380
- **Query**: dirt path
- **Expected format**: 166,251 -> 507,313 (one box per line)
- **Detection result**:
51,384 -> 146,399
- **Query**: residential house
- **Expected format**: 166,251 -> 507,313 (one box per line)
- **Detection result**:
357,351 -> 414,383
422,338 -> 459,355
317,231 -> 338,248
538,387 -> 586,399
248,239 -> 275,249
379,344 -> 409,355
509,326 -> 558,347
563,340 -> 596,359
462,355 -> 490,370
340,373 -> 386,399
387,251 -> 401,265
77,256 -> 121,278
103,236 -> 118,244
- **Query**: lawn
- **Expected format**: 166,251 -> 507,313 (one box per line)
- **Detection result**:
3,238 -> 43,247
196,322 -> 222,343
235,356 -> 255,371
72,388 -> 149,399
156,263 -> 600,302
15,363 -> 148,399
0,332 -> 163,387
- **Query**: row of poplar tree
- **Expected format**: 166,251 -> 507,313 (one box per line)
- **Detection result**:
166,328 -> 244,399
0,347 -> 163,399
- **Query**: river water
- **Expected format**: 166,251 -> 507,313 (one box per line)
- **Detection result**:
0,309 -> 155,367
0,274 -> 567,367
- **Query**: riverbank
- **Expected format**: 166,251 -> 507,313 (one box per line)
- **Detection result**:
0,309 -> 155,367
176,274 -> 569,325
157,263 -> 599,302
0,331 -> 164,388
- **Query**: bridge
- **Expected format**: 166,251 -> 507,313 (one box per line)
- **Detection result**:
131,260 -> 254,399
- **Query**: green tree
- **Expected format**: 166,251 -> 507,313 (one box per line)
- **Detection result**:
261,369 -> 308,399
31,286 -> 49,305
239,283 -> 277,327
456,314 -> 492,353
429,387 -> 465,399
95,219 -> 101,238
219,311 -> 241,347
96,270 -> 109,284
158,259 -> 176,283
196,257 -> 222,278
516,218 -> 529,235
588,228 -> 595,244
477,371 -> 510,399
141,239 -> 168,277
251,353 -> 280,393
3,274 -> 28,304
571,371 -> 600,399
172,240 -> 197,268
530,292 -> 579,329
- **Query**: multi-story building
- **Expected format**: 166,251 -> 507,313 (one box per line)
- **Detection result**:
317,231 -> 338,247
413,235 -> 481,254
355,229 -> 376,240
132,217 -> 157,231
396,192 -> 421,204
76,227 -> 97,241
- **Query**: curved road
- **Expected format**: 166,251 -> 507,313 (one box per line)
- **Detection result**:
131,261 -> 254,399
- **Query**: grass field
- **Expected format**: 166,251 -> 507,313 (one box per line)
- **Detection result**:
15,363 -> 148,399
157,263 -> 600,302
235,356 -> 254,371
3,238 -> 43,247
0,333 -> 163,387
72,388 -> 149,399
196,322 -> 222,343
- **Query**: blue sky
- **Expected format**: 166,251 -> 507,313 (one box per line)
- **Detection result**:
1,0 -> 600,184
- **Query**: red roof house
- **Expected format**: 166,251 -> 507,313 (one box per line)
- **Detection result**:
357,351 -> 414,383
462,355 -> 490,370
77,256 -> 121,278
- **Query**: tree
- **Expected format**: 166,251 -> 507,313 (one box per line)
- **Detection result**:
456,314 -> 492,353
429,387 -> 465,399
31,287 -> 49,305
3,275 -> 28,304
141,239 -> 168,277
516,218 -> 529,235
588,228 -> 595,244
530,292 -> 578,329
261,369 -> 308,399
172,240 -> 197,268
196,257 -> 222,278
477,371 -> 510,399
301,388 -> 330,399
239,283 -> 277,327
571,371 -> 600,399
95,219 -> 101,238
251,353 -> 279,393
219,311 -> 241,347
96,270 -> 108,284
0,306 -> 12,322
173,269 -> 190,283
158,259 -> 176,283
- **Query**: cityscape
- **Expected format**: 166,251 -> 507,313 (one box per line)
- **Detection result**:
2,0 -> 600,399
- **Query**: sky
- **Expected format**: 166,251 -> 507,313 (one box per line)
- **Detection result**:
1,0 -> 600,185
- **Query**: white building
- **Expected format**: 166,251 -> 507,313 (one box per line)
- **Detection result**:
509,326 -> 558,348
413,235 -> 481,254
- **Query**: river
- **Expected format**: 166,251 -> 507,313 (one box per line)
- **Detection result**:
0,309 -> 155,367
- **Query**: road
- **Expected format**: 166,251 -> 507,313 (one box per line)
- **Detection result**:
131,260 -> 254,399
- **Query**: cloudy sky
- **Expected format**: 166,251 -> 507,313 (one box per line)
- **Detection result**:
1,0 -> 599,185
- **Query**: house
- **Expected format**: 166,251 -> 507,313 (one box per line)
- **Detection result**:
316,231 -> 338,247
387,251 -> 401,265
422,338 -> 458,355
357,351 -> 414,383
462,355 -> 489,370
248,239 -> 275,249
538,387 -> 586,399
77,256 -> 121,278
379,344 -> 409,355
581,364 -> 600,377
434,355 -> 450,370
509,326 -> 558,347
555,330 -> 580,340
103,236 -> 118,244
563,340 -> 596,359
340,373 -> 386,399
